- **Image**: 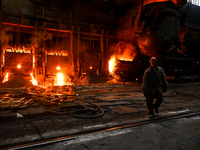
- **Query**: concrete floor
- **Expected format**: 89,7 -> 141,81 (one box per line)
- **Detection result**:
28,114 -> 200,150
0,82 -> 200,149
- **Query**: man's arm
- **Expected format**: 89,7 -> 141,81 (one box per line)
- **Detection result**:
161,68 -> 168,93
142,70 -> 148,97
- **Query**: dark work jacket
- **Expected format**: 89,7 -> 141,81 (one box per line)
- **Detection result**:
142,66 -> 168,95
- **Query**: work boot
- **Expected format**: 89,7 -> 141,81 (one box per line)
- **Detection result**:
148,114 -> 154,118
155,107 -> 159,114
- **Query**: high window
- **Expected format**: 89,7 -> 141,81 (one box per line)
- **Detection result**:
188,0 -> 200,6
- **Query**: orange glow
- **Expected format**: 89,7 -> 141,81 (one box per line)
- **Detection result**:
117,56 -> 133,61
55,73 -> 64,86
47,52 -> 68,56
89,66 -> 92,69
17,64 -> 21,68
5,47 -> 31,53
30,73 -> 38,85
143,0 -> 186,6
109,55 -> 117,74
54,73 -> 72,86
2,73 -> 9,83
57,73 -> 63,86
56,66 -> 61,70
116,43 -> 137,61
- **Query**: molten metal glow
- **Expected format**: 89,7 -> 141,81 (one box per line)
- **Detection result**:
90,66 -> 92,69
2,73 -> 9,83
47,52 -> 68,56
56,73 -> 64,86
56,66 -> 61,70
5,47 -> 31,53
117,56 -> 133,61
116,43 -> 136,61
30,73 -> 38,85
54,74 -> 72,86
109,55 -> 117,74
17,64 -> 21,68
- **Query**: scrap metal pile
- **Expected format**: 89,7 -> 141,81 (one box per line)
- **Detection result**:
0,73 -> 143,119
0,85 -> 71,110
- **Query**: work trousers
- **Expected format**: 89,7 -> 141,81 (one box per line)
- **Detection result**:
146,90 -> 163,115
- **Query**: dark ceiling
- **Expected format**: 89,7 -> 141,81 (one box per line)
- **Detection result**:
31,0 -> 136,18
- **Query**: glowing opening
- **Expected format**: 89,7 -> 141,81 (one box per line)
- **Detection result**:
56,73 -> 64,86
90,66 -> 93,70
188,0 -> 200,6
5,47 -> 31,53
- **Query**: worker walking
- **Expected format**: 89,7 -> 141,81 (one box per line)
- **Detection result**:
142,57 -> 168,118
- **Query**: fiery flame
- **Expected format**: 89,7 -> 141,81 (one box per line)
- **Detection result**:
108,43 -> 138,75
89,66 -> 92,70
114,42 -> 137,61
30,73 -> 38,85
109,55 -> 117,74
17,64 -> 21,68
2,73 -> 9,83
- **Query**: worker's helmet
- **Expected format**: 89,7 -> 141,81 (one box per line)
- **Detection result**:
149,57 -> 158,63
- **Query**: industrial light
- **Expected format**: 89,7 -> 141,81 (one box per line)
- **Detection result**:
56,66 -> 61,70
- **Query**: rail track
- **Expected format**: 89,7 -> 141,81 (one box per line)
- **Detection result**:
3,110 -> 200,150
